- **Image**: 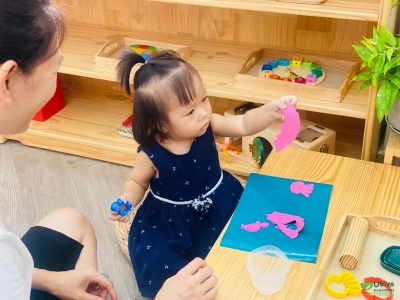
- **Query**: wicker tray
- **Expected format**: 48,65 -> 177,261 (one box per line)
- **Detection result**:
235,48 -> 360,103
306,213 -> 400,299
93,36 -> 191,69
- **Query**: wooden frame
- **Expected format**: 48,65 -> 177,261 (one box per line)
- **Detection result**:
235,48 -> 360,103
306,213 -> 400,299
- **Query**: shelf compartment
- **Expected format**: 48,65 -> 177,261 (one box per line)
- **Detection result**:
59,24 -> 369,119
235,48 -> 360,103
4,85 -> 258,176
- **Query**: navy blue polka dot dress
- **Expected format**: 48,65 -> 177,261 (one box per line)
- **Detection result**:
128,126 -> 243,298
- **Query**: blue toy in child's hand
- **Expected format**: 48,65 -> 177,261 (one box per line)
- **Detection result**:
110,199 -> 133,217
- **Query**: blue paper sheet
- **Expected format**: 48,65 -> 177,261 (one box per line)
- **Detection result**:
220,173 -> 333,263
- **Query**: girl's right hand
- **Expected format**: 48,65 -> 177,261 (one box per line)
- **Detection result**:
108,195 -> 132,223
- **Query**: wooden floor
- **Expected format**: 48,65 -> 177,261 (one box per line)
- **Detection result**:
0,140 -> 145,300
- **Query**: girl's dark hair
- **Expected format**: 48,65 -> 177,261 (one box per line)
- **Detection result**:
117,50 -> 200,148
0,0 -> 66,74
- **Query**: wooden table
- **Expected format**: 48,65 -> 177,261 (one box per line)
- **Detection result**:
206,147 -> 400,300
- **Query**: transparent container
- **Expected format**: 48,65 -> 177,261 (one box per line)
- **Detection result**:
246,245 -> 290,295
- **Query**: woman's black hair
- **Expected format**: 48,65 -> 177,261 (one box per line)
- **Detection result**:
117,50 -> 200,148
0,0 -> 66,74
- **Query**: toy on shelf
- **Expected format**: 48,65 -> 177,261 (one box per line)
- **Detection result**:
325,271 -> 362,298
128,44 -> 157,61
216,142 -> 242,163
257,56 -> 325,86
110,198 -> 133,217
237,48 -> 360,103
116,114 -> 133,138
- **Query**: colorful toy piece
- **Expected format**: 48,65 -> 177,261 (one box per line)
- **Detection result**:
295,77 -> 306,84
292,57 -> 302,67
110,198 -> 133,217
241,221 -> 269,232
128,44 -> 157,61
266,212 -> 305,239
273,103 -> 300,152
216,142 -> 242,163
325,271 -> 362,298
277,58 -> 290,66
310,64 -> 321,71
302,60 -> 312,69
259,70 -> 273,78
361,277 -> 393,300
268,60 -> 278,68
306,74 -> 317,83
290,181 -> 315,197
261,64 -> 273,71
311,69 -> 323,78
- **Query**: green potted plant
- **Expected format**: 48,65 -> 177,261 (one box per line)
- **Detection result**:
352,25 -> 400,132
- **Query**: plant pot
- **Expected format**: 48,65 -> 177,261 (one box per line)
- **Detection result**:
387,99 -> 400,134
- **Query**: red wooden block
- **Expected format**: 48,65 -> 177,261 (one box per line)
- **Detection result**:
33,74 -> 65,122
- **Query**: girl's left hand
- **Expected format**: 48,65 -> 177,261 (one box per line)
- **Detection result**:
267,95 -> 298,120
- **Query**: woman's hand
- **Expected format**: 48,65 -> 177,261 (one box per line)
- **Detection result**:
47,269 -> 117,300
267,95 -> 298,120
155,258 -> 218,300
108,195 -> 132,223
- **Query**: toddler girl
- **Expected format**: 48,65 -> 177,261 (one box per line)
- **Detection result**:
110,51 -> 297,298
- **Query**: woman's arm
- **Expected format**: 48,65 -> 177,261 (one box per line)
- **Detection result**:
211,95 -> 298,138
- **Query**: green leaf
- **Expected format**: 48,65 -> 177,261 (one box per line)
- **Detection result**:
389,82 -> 398,113
367,53 -> 378,67
380,26 -> 397,47
358,79 -> 373,91
397,66 -> 400,78
376,80 -> 392,122
374,55 -> 386,76
384,56 -> 400,74
387,47 -> 394,60
361,62 -> 367,69
353,45 -> 374,62
352,71 -> 373,81
361,40 -> 378,53
373,28 -> 379,44
377,36 -> 385,52
388,75 -> 400,89
361,282 -> 374,291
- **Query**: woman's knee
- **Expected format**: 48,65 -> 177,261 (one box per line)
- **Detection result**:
36,207 -> 95,243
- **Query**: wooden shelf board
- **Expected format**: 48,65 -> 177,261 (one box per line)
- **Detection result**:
59,23 -> 369,119
148,0 -> 380,21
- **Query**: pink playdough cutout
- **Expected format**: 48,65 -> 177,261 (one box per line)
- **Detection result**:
290,181 -> 314,197
266,212 -> 305,239
241,221 -> 269,232
273,103 -> 300,152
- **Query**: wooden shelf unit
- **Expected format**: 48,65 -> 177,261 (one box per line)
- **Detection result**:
60,24 -> 368,119
148,0 -> 381,21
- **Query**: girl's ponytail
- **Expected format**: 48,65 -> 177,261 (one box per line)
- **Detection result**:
116,51 -> 146,96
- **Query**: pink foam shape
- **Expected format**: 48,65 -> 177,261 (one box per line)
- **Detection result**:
290,181 -> 314,197
273,103 -> 300,152
241,221 -> 269,232
266,211 -> 305,239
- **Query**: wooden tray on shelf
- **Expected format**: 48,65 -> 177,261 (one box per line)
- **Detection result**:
234,48 -> 360,103
93,36 -> 191,69
306,213 -> 400,300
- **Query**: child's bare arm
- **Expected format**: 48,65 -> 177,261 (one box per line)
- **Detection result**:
109,151 -> 156,222
211,95 -> 297,138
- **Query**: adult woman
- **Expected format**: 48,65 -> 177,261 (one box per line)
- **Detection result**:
0,1 -> 217,299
